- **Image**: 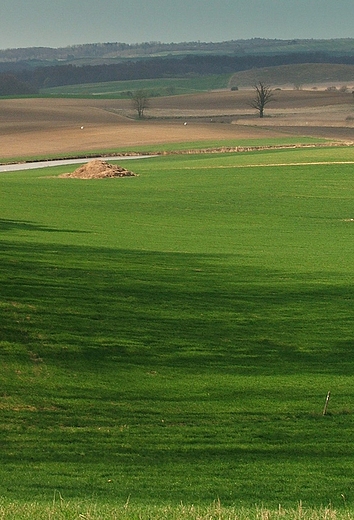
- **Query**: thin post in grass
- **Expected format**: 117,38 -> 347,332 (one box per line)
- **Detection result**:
323,391 -> 331,415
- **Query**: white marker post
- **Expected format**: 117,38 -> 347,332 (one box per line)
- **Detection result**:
323,391 -> 331,416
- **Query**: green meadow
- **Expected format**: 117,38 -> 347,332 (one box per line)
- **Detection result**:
1,145 -> 354,514
40,74 -> 232,98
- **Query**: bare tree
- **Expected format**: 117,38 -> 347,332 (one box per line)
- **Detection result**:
130,89 -> 150,119
249,82 -> 274,118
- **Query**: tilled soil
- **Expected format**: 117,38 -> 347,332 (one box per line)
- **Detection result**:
1,90 -> 353,159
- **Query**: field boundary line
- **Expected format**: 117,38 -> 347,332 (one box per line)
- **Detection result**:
1,141 -> 353,169
177,161 -> 354,170
161,141 -> 354,156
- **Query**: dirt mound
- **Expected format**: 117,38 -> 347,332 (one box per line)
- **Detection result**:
59,159 -> 138,179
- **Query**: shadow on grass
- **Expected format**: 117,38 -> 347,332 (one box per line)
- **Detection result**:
1,238 -> 354,376
1,240 -> 354,507
0,218 -> 90,234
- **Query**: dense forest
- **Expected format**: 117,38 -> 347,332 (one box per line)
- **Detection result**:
0,38 -> 354,95
14,52 -> 354,91
1,39 -> 354,64
0,74 -> 38,95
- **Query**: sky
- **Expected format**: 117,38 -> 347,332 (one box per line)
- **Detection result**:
1,0 -> 353,50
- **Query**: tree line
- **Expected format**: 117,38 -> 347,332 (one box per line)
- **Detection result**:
1,51 -> 354,95
1,38 -> 353,64
0,74 -> 38,96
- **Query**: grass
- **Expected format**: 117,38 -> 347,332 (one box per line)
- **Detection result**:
1,146 -> 354,511
0,499 -> 352,519
39,74 -> 232,98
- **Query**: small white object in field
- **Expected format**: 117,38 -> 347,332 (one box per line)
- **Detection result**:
80,126 -> 84,129
184,122 -> 187,125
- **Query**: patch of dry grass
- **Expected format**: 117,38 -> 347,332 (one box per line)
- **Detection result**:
0,500 -> 352,520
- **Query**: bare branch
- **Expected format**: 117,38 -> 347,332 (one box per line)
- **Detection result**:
130,89 -> 150,119
249,82 -> 274,118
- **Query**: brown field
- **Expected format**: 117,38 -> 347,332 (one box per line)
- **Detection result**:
0,89 -> 353,159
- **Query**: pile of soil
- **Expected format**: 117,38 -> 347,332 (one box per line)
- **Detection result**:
59,160 -> 137,179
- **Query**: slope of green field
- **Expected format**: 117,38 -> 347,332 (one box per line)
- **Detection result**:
1,146 -> 354,509
40,74 -> 232,98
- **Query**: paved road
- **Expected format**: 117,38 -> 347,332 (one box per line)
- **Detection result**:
0,155 -> 155,173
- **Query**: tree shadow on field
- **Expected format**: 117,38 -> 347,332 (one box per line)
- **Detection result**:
0,218 -> 89,234
1,238 -> 354,377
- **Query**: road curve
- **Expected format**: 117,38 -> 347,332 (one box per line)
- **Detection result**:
0,155 -> 156,173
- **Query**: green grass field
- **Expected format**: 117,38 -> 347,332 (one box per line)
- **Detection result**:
40,74 -> 232,98
1,145 -> 354,515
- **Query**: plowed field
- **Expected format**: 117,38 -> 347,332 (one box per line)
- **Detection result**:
1,89 -> 353,159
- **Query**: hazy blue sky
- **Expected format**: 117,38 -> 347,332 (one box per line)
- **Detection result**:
1,0 -> 353,50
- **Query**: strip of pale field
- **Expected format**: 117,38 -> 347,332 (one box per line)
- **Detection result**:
181,160 -> 354,170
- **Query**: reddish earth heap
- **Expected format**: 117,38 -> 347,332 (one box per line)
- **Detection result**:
59,159 -> 137,179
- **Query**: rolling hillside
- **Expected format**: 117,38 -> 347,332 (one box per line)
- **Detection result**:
229,63 -> 354,89
1,38 -> 354,66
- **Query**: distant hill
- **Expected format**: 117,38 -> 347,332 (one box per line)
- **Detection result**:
0,38 -> 354,68
1,39 -> 354,95
229,63 -> 354,88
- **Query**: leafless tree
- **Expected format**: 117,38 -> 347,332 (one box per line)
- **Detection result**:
130,89 -> 150,119
249,82 -> 274,118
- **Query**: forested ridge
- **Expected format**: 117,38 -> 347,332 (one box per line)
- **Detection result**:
0,38 -> 354,95
1,38 -> 354,63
